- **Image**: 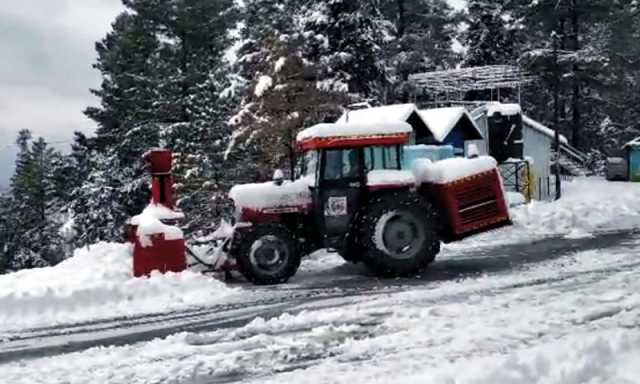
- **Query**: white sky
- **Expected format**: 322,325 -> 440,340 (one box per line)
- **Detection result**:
0,0 -> 467,188
0,0 -> 124,187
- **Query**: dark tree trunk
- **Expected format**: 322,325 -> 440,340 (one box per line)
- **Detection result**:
570,0 -> 581,149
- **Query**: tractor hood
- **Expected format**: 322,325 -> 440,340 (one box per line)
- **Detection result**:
229,177 -> 313,218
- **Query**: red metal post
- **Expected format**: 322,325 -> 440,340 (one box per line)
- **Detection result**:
145,149 -> 175,209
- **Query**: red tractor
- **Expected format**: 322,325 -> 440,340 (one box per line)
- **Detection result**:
225,122 -> 510,285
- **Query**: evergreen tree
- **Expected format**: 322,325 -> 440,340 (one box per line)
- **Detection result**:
301,0 -> 387,99
381,0 -> 460,102
462,0 -> 520,67
80,0 -> 235,240
7,130 -> 64,269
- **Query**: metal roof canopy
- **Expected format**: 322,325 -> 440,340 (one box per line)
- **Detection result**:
409,65 -> 537,93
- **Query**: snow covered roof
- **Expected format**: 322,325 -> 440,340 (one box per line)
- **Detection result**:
336,103 -> 417,125
624,137 -> 640,148
486,103 -> 522,117
522,115 -> 569,145
417,107 -> 484,142
296,122 -> 412,150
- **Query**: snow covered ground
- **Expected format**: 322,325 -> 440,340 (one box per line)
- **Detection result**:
1,177 -> 639,383
3,235 -> 639,383
0,243 -> 241,334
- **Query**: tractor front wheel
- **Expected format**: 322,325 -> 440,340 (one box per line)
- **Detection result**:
235,224 -> 301,285
360,192 -> 440,277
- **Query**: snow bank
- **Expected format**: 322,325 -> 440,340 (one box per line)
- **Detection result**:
412,156 -> 498,184
297,122 -> 412,142
0,242 -> 239,332
450,177 -> 640,249
367,170 -> 415,187
512,177 -> 640,237
229,178 -> 312,210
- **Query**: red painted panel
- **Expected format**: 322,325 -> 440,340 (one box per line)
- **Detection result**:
298,133 -> 410,151
425,169 -> 510,240
133,234 -> 186,277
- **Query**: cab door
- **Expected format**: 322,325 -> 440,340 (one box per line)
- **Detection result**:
314,148 -> 365,251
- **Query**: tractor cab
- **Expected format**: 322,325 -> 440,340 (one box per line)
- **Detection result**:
295,122 -> 413,252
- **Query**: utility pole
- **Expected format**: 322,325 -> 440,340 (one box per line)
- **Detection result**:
552,30 -> 562,200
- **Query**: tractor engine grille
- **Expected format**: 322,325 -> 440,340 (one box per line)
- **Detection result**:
455,184 -> 500,225
423,169 -> 511,241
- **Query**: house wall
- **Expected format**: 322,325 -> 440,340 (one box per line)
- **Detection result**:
523,125 -> 552,200
468,114 -> 489,156
473,111 -> 553,200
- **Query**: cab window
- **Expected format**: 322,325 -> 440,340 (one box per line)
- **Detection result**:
323,149 -> 360,180
364,145 -> 401,170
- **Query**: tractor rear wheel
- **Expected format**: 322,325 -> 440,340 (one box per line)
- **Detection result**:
235,224 -> 301,285
359,191 -> 440,277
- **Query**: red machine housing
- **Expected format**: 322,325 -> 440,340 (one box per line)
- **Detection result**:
131,149 -> 186,277
424,168 -> 510,241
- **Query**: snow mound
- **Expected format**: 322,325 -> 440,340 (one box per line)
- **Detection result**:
512,177 -> 640,237
0,242 -> 239,332
229,177 -> 312,210
412,156 -> 498,184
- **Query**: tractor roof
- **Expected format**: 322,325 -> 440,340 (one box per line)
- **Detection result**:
296,122 -> 412,151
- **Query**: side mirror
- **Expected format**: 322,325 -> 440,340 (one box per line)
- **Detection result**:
273,169 -> 284,186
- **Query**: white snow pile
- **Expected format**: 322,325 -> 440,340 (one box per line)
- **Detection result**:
297,122 -> 412,141
418,107 -> 482,142
367,170 -> 415,187
0,242 -> 239,332
229,177 -> 312,210
412,156 -> 498,184
130,204 -> 184,246
512,177 -> 640,238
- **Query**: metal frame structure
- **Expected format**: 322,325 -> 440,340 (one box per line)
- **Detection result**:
408,65 -> 537,104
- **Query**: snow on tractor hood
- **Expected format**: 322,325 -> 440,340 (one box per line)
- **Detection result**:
412,156 -> 498,184
229,177 -> 313,211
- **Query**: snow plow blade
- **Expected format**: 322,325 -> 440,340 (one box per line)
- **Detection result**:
421,168 -> 511,242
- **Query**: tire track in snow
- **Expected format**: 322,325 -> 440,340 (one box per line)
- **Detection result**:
0,229 -> 636,364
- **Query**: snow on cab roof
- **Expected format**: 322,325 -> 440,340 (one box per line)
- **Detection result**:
418,107 -> 483,142
296,122 -> 412,142
335,103 -> 417,125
